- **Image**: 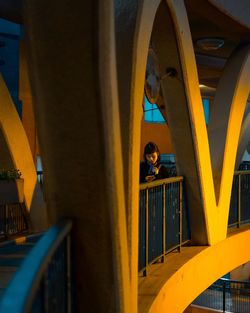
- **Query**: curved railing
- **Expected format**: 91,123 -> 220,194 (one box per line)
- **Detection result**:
139,176 -> 190,275
229,171 -> 250,228
0,202 -> 31,240
139,171 -> 250,276
0,219 -> 72,313
193,277 -> 250,312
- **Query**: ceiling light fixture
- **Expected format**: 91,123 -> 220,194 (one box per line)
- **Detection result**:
196,38 -> 225,51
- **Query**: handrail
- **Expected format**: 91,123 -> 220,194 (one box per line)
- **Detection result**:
0,219 -> 72,313
235,170 -> 250,175
219,277 -> 250,284
140,176 -> 183,190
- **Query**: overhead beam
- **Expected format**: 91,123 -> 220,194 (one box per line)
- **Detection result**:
0,0 -> 22,24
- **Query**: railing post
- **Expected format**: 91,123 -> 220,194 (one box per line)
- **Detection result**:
179,180 -> 183,252
237,174 -> 241,228
222,280 -> 226,312
162,184 -> 166,263
4,204 -> 7,237
43,270 -> 49,313
67,235 -> 72,313
143,188 -> 149,277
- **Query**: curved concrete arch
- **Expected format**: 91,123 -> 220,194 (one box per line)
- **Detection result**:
115,0 -> 161,311
140,229 -> 250,313
208,47 -> 250,199
164,0 -> 250,244
150,0 -> 209,244
0,74 -> 37,210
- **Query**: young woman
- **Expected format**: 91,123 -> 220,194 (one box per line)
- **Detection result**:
140,142 -> 169,183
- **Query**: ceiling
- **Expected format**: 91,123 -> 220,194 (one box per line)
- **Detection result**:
185,0 -> 250,88
0,0 -> 22,24
0,0 -> 250,92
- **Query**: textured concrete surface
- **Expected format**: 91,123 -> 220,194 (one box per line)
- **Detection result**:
138,227 -> 250,313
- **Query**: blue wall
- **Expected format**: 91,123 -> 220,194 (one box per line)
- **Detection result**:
0,18 -> 22,117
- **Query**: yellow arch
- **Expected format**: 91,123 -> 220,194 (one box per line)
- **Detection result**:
128,1 -> 161,311
139,229 -> 250,313
166,0 -> 250,244
0,74 -> 37,210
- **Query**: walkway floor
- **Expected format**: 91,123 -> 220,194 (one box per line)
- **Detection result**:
0,234 -> 41,296
138,246 -> 206,313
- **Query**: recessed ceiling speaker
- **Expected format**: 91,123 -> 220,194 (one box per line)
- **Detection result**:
196,38 -> 225,51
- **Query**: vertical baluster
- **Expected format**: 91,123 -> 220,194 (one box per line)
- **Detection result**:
143,188 -> 149,277
67,235 -> 72,313
237,174 -> 241,228
162,184 -> 166,263
0,205 -> 2,236
179,180 -> 183,252
43,270 -> 49,313
5,204 -> 8,236
222,280 -> 226,312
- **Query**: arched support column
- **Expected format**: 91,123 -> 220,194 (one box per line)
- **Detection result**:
23,0 -> 129,312
151,1 -> 208,244
208,47 -> 250,200
0,75 -> 47,230
115,1 -> 160,311
163,0 -> 250,245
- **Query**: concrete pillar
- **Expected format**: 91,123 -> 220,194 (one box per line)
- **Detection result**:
23,1 -> 130,312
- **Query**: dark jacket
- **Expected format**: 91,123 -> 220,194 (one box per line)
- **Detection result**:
140,161 -> 169,183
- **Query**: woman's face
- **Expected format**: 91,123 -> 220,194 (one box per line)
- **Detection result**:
145,152 -> 158,165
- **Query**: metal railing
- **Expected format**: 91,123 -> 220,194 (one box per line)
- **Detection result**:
193,278 -> 250,312
139,176 -> 190,276
229,171 -> 250,228
0,219 -> 72,313
0,203 -> 31,239
138,171 -> 250,276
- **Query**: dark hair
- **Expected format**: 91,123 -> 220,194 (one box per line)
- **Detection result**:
143,142 -> 160,162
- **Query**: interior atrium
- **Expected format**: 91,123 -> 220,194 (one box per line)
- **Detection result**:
0,0 -> 250,312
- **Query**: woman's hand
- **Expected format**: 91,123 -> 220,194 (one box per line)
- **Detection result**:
145,175 -> 155,182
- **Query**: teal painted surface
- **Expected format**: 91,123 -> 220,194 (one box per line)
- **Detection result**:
0,18 -> 21,117
144,96 -> 165,123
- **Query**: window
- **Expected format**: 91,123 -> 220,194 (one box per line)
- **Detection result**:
202,98 -> 210,125
144,96 -> 165,123
144,95 -> 210,124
